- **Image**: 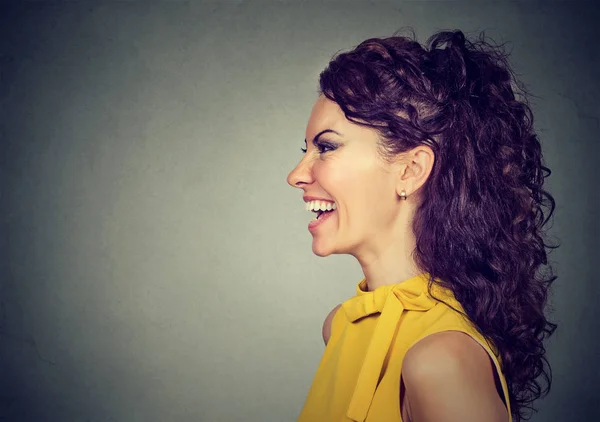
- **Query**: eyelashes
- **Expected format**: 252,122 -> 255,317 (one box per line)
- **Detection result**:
300,142 -> 336,154
317,143 -> 335,154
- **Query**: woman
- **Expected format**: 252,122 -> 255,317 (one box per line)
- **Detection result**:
287,30 -> 557,422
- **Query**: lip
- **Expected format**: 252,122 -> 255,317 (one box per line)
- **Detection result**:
308,208 -> 336,233
303,195 -> 335,204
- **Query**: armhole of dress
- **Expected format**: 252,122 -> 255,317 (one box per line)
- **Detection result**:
327,304 -> 345,346
459,331 -> 513,422
400,329 -> 513,422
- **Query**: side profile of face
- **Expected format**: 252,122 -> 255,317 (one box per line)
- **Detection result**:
287,95 -> 406,258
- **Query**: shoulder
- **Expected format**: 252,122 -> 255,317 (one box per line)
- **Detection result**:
322,303 -> 342,345
403,331 -> 489,377
402,331 -> 508,422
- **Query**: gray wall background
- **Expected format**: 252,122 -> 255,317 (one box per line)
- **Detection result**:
1,1 -> 598,421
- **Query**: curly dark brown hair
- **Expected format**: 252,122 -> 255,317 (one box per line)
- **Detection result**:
318,29 -> 559,421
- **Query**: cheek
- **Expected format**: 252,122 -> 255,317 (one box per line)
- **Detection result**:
314,160 -> 362,190
315,163 -> 370,222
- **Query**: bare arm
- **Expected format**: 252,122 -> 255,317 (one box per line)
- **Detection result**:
322,304 -> 342,345
402,331 -> 508,422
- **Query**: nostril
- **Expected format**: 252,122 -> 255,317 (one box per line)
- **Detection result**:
287,172 -> 300,188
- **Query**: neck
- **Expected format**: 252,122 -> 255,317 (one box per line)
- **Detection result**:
354,232 -> 422,292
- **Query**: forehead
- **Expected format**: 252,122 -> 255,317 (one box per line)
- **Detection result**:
305,95 -> 348,137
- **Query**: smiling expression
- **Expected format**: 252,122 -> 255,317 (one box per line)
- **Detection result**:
287,95 -> 404,258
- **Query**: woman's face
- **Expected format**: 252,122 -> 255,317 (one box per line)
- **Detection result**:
287,95 -> 402,258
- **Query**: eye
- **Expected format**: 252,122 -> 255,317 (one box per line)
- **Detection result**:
316,142 -> 336,154
300,141 -> 337,154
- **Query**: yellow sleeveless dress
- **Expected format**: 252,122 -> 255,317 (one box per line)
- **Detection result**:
297,272 -> 512,422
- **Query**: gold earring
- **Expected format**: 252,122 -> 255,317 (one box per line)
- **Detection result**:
400,190 -> 407,200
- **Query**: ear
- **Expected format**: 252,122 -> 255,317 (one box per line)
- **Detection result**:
395,145 -> 435,198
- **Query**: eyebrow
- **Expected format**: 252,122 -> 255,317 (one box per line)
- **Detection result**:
304,129 -> 342,147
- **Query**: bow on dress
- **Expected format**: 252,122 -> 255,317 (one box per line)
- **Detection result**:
341,274 -> 448,422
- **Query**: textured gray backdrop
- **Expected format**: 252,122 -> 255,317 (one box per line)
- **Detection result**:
1,1 -> 598,421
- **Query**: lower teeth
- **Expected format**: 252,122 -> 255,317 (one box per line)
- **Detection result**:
312,209 -> 335,222
315,210 -> 331,221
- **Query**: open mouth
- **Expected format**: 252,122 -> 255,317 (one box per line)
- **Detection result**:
306,200 -> 336,229
314,209 -> 334,220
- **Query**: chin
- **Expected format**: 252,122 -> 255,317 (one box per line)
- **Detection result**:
312,246 -> 332,257
311,240 -> 335,257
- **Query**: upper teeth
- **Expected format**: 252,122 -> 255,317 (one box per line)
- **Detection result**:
306,200 -> 336,212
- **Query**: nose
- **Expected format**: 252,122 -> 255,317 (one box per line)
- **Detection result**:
287,156 -> 313,189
